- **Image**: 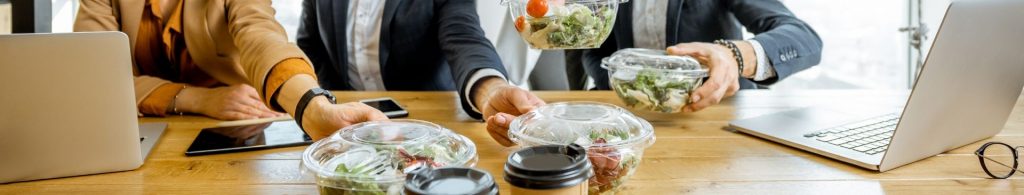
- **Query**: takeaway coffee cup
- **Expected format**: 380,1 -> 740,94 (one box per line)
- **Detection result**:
504,144 -> 593,195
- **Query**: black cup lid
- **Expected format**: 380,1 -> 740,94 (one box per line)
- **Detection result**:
504,144 -> 593,189
405,167 -> 498,195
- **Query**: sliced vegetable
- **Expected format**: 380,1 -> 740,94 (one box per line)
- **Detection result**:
527,0 -> 548,18
515,16 -> 527,32
584,129 -> 643,194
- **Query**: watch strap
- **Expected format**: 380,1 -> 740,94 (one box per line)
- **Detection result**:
294,88 -> 336,131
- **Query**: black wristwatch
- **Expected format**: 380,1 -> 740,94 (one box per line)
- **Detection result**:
295,88 -> 336,131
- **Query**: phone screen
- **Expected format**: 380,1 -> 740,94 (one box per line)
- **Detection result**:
185,121 -> 311,156
363,98 -> 409,118
364,99 -> 404,112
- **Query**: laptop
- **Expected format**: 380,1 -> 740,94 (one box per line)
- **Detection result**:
729,0 -> 1024,172
0,32 -> 166,183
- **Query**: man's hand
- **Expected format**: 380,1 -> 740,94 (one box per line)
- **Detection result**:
474,77 -> 545,146
666,42 -> 742,112
177,84 -> 284,120
300,97 -> 389,140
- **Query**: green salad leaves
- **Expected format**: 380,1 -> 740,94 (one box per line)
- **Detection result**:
521,4 -> 616,49
612,69 -> 701,113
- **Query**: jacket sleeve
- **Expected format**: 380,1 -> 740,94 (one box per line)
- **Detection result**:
75,0 -> 171,110
435,0 -> 510,119
727,0 -> 823,85
224,0 -> 314,102
580,30 -> 619,90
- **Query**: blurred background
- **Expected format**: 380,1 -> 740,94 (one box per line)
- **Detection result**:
0,0 -> 957,90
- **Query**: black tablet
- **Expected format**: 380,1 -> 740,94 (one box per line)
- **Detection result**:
185,120 -> 312,156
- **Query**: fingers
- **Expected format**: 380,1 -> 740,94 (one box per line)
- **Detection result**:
685,80 -> 726,112
669,42 -> 738,113
336,103 -> 390,124
363,107 -> 390,121
667,43 -> 710,57
685,51 -> 733,113
510,89 -> 546,114
253,101 -> 283,118
725,81 -> 739,97
486,113 -> 516,147
233,84 -> 282,118
235,96 -> 276,118
237,84 -> 262,100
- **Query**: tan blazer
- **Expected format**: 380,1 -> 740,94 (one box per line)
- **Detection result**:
74,0 -> 311,106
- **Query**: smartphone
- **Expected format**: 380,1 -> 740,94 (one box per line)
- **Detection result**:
360,97 -> 409,118
185,120 -> 312,156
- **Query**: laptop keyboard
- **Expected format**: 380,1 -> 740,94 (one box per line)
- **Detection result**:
802,113 -> 900,155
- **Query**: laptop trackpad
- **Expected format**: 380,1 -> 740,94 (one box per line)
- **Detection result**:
783,107 -> 855,126
748,107 -> 869,133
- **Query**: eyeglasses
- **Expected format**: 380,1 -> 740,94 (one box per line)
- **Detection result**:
975,142 -> 1024,179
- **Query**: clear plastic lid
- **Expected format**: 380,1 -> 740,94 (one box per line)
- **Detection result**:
404,167 -> 498,195
507,102 -> 655,149
301,120 -> 478,190
601,48 -> 708,77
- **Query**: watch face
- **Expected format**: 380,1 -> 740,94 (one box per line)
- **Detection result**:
317,88 -> 337,104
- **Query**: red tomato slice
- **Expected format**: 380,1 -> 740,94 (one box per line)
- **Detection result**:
527,0 -> 548,18
515,16 -> 527,32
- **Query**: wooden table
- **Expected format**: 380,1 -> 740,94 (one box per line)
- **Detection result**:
2,90 -> 1022,194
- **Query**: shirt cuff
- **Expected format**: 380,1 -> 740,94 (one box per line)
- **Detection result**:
747,40 -> 777,81
265,58 -> 317,111
139,83 -> 186,116
464,68 -> 507,113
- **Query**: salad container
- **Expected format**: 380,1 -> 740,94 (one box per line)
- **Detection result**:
508,102 -> 655,194
501,0 -> 628,49
301,120 -> 478,195
602,48 -> 709,113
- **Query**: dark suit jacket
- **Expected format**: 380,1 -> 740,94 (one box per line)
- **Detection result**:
297,0 -> 507,119
583,0 -> 823,90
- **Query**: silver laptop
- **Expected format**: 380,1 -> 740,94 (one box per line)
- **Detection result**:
730,0 -> 1024,172
0,32 -> 166,183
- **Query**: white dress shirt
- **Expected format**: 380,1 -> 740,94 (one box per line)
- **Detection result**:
632,0 -> 776,81
346,0 -> 387,91
347,0 -> 505,112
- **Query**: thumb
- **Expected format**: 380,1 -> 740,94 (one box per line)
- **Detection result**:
494,112 -> 517,129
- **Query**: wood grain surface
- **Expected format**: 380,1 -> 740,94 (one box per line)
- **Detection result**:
1,90 -> 1021,194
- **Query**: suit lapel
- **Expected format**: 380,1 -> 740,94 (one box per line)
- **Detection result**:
614,1 -> 634,48
316,0 -> 334,60
379,0 -> 402,74
330,0 -> 352,89
666,0 -> 685,45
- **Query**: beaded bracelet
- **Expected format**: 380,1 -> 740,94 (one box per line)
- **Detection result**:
714,39 -> 744,78
172,85 -> 186,116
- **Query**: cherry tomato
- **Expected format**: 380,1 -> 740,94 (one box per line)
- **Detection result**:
515,16 -> 527,32
526,0 -> 548,18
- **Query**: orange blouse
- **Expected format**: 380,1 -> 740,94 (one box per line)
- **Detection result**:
136,0 -> 313,116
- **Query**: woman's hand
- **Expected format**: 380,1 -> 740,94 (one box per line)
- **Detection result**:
300,97 -> 390,140
176,84 -> 284,120
666,42 -> 741,112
